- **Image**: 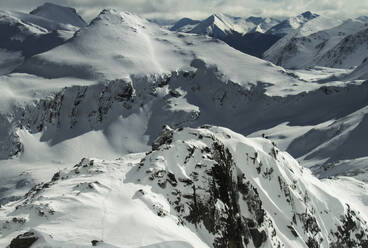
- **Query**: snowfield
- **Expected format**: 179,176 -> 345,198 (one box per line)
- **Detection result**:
0,3 -> 368,248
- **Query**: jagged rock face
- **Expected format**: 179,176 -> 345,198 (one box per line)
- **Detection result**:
0,69 -> 197,158
127,126 -> 368,248
21,79 -> 136,135
0,114 -> 23,160
330,205 -> 368,248
2,62 -> 368,167
153,127 -> 269,247
12,74 -> 200,148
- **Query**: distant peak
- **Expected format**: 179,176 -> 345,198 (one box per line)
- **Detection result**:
99,8 -> 120,17
38,2 -> 64,8
212,13 -> 224,18
30,2 -> 71,15
170,17 -> 200,31
211,13 -> 227,20
96,9 -> 138,19
89,8 -> 123,25
90,9 -> 146,27
299,11 -> 319,19
179,17 -> 195,22
30,2 -> 86,27
201,13 -> 229,26
31,2 -> 73,14
246,16 -> 264,22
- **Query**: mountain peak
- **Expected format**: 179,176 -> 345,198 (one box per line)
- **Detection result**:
246,16 -> 265,24
299,11 -> 319,20
211,12 -> 226,19
170,17 -> 200,32
190,13 -> 234,38
209,12 -> 232,24
90,9 -> 145,27
94,8 -> 121,21
265,11 -> 319,37
30,2 -> 86,27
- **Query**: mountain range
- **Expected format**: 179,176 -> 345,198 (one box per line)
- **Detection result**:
0,3 -> 368,248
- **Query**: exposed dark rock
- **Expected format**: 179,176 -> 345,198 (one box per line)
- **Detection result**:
306,237 -> 319,248
330,205 -> 368,248
91,240 -> 103,246
9,232 -> 38,248
169,89 -> 182,97
183,141 -> 267,248
288,225 -> 299,237
152,125 -> 174,150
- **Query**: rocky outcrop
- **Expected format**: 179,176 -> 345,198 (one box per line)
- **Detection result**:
128,126 -> 368,248
8,232 -> 38,248
21,79 -> 136,134
0,114 -> 23,160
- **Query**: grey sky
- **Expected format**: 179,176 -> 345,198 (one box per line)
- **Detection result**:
1,0 -> 367,21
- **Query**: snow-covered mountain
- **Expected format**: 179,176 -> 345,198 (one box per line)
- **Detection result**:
14,9 -> 301,87
0,3 -> 86,75
1,4 -> 368,248
0,9 -> 312,174
168,13 -> 282,57
245,16 -> 281,34
264,17 -> 368,69
315,26 -> 368,68
170,13 -> 280,36
1,6 -> 368,197
189,14 -> 233,38
29,2 -> 87,28
169,17 -> 201,32
1,126 -> 368,247
265,11 -> 319,37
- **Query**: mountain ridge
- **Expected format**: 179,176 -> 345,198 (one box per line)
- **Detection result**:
1,126 -> 368,247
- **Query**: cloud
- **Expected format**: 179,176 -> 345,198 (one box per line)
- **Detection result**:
0,0 -> 367,21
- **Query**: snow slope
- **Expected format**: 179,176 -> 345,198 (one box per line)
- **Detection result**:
264,17 -> 368,68
287,104 -> 368,166
347,57 -> 368,80
0,49 -> 23,75
315,27 -> 368,68
1,127 -> 367,248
